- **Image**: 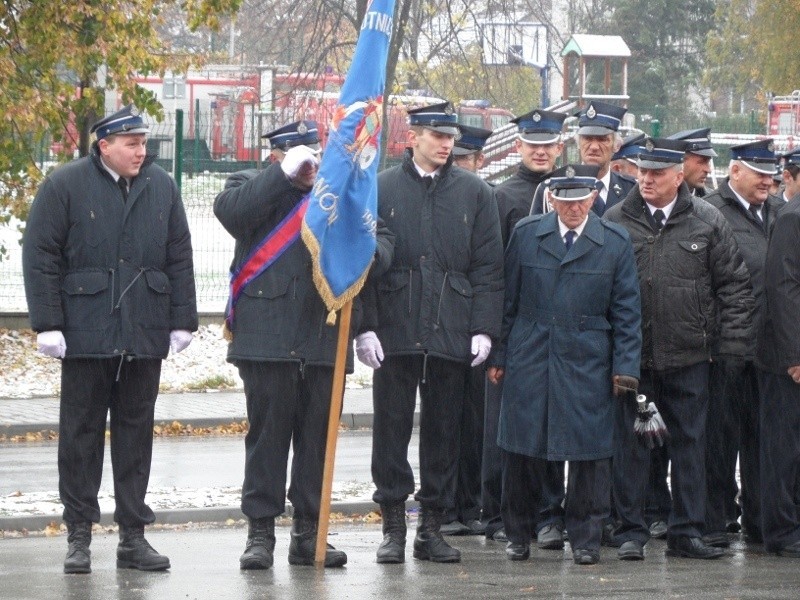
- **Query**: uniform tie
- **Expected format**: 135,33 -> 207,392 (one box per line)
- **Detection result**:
423,175 -> 434,189
117,177 -> 129,203
564,229 -> 576,250
592,184 -> 606,216
653,209 -> 666,231
748,204 -> 764,230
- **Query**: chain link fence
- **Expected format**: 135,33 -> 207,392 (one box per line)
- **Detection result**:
0,104 -> 759,314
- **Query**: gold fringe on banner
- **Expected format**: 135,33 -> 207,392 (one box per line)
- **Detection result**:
301,221 -> 372,327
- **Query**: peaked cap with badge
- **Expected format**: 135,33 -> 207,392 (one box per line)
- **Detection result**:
90,104 -> 150,141
546,164 -> 602,201
453,124 -> 493,156
667,127 -> 717,158
407,101 -> 460,136
730,139 -> 778,175
511,109 -> 567,144
577,101 -> 627,136
262,120 -> 321,152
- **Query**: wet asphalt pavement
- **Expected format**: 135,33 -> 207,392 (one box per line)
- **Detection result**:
2,523 -> 799,599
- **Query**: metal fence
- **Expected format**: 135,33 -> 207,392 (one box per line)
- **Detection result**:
0,104 -> 760,315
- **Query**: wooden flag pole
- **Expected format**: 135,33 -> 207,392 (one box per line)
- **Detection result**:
315,299 -> 353,566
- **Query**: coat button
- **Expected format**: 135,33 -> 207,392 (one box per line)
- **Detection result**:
257,290 -> 263,296
290,351 -> 296,356
416,342 -> 421,347
78,287 -> 83,292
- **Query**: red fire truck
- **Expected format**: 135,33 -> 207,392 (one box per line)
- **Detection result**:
767,90 -> 800,136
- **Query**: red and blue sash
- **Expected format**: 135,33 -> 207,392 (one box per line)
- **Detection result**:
225,196 -> 309,335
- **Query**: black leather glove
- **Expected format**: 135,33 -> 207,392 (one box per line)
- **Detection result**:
613,374 -> 639,397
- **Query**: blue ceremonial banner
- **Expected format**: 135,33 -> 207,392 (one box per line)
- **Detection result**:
301,0 -> 395,322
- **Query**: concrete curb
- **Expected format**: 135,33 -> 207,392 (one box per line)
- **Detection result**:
0,501 -> 422,532
0,413 -> 420,437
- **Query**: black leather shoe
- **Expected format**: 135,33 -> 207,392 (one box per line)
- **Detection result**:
288,518 -> 347,567
505,542 -> 530,561
117,526 -> 170,571
774,540 -> 800,558
666,536 -> 725,559
463,519 -> 487,536
440,520 -> 471,536
702,531 -> 730,548
601,522 -> 622,548
537,524 -> 564,550
649,520 -> 668,539
64,522 -> 92,574
573,549 -> 599,565
488,527 -> 508,542
726,520 -> 742,533
239,517 -> 276,570
618,540 -> 645,561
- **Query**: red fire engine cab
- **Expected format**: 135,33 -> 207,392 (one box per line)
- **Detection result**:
767,90 -> 800,136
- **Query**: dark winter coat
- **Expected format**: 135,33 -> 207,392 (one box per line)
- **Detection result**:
489,211 -> 641,460
756,199 -> 800,374
704,179 -> 783,357
494,164 -> 549,247
214,162 -> 393,369
367,149 -> 504,362
604,182 -> 754,371
22,150 -> 197,359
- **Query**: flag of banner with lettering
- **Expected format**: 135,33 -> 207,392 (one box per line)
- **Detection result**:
301,0 -> 395,323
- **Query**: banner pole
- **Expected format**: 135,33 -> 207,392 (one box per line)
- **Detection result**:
315,300 -> 352,566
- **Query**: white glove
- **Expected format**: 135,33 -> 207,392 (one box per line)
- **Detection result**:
470,333 -> 492,367
169,330 -> 193,354
280,145 -> 320,179
355,331 -> 384,369
37,330 -> 66,359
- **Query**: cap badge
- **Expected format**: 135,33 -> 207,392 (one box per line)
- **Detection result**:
767,141 -> 775,152
532,112 -> 542,122
645,139 -> 655,152
565,166 -> 576,178
129,106 -> 140,117
297,122 -> 308,135
586,105 -> 596,119
444,104 -> 453,115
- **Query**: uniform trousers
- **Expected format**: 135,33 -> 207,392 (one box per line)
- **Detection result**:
237,361 -> 335,520
613,362 -> 709,543
59,358 -> 161,527
445,365 -> 484,524
706,361 -> 760,537
371,354 -> 466,509
481,377 -> 504,535
758,369 -> 800,552
644,446 -> 672,525
502,452 -> 610,552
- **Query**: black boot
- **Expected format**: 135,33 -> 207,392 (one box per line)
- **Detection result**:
376,502 -> 407,564
117,525 -> 170,571
64,522 -> 92,574
412,506 -> 461,563
240,517 -> 276,570
288,518 -> 347,568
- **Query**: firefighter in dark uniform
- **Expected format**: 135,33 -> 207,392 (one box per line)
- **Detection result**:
780,148 -> 800,202
214,120 -> 393,570
531,100 -> 636,216
610,132 -> 645,179
756,180 -> 800,558
604,137 -> 754,560
441,124 -> 494,537
484,109 -> 566,545
22,105 -> 198,574
356,102 -> 504,564
667,128 -> 717,197
488,165 -> 642,566
644,128 -> 722,540
703,139 -> 783,547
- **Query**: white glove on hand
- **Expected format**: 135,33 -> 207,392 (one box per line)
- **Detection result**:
37,330 -> 66,359
470,333 -> 492,367
355,331 -> 384,369
280,145 -> 320,179
169,330 -> 193,354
